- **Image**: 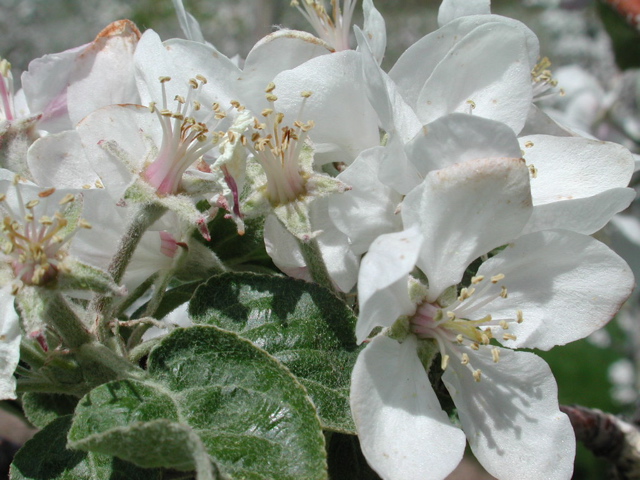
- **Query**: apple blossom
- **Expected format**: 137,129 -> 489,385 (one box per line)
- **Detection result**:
351,157 -> 634,480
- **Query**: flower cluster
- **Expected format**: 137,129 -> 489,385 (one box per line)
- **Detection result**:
0,0 -> 636,479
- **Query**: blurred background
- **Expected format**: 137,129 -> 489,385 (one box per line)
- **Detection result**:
1,1 -> 640,479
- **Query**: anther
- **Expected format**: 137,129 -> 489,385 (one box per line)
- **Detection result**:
159,76 -> 171,83
473,369 -> 482,382
499,320 -> 509,330
301,90 -> 312,98
461,353 -> 470,365
491,348 -> 500,363
491,274 -> 505,283
59,194 -> 75,205
503,333 -> 517,341
470,342 -> 480,351
471,275 -> 484,284
38,188 -> 56,198
500,286 -> 508,298
441,354 -> 450,370
516,310 -> 524,323
456,334 -> 464,344
265,82 -> 276,93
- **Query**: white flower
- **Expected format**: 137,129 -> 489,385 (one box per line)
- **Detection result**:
351,158 -> 634,480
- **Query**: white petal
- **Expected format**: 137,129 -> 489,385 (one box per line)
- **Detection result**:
443,348 -> 574,480
520,136 -> 634,232
135,31 -> 240,111
0,287 -> 20,400
438,0 -> 491,26
417,22 -> 533,133
362,0 -> 387,65
328,146 -> 403,255
77,104 -> 161,198
241,29 -> 332,111
27,130 -> 100,189
351,335 -> 466,480
354,27 -> 421,143
471,230 -> 634,350
390,16 -> 538,113
172,0 -> 206,43
523,187 -> 635,235
357,228 -> 423,343
405,113 -> 521,175
273,50 -> 379,165
402,157 -> 532,301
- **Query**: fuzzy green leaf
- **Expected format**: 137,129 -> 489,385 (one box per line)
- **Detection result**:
10,415 -> 164,480
68,326 -> 327,480
189,272 -> 360,433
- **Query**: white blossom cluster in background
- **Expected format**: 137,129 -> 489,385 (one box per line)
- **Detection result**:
0,0 -> 638,479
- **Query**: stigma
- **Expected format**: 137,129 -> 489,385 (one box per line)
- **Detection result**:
0,178 -> 91,289
291,0 -> 356,51
409,273 -> 523,382
244,84 -> 315,206
141,75 -> 227,195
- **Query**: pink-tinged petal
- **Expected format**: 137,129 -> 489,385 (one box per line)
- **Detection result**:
523,187 -> 635,235
390,16 -> 539,112
351,335 -> 466,480
470,230 -> 634,350
357,227 -> 422,343
272,50 -> 380,165
0,287 -> 20,400
27,130 -> 100,189
328,146 -> 403,255
67,20 -> 141,126
402,157 -> 532,301
443,348 -> 574,480
438,0 -> 491,26
520,135 -> 634,205
405,113 -> 521,175
21,44 -> 85,132
417,22 -> 533,133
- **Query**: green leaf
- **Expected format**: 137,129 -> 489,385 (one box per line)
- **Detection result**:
21,392 -> 78,429
68,326 -> 327,480
189,272 -> 361,433
10,415 -> 164,480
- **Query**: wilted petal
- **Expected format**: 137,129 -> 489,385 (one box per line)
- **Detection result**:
352,335 -> 466,480
443,348 -> 574,480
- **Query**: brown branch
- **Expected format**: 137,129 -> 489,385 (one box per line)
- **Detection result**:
561,404 -> 640,479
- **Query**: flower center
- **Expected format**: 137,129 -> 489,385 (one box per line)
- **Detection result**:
245,83 -> 315,206
0,179 -> 91,288
142,75 -> 226,195
291,0 -> 356,51
409,274 -> 523,382
0,58 -> 15,122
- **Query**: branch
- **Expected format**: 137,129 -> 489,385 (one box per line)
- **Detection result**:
561,404 -> 640,479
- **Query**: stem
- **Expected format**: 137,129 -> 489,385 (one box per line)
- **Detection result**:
44,291 -> 93,350
92,202 -> 167,337
297,236 -> 340,296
